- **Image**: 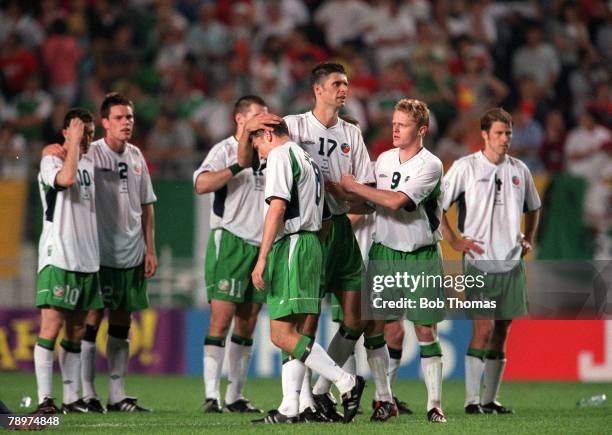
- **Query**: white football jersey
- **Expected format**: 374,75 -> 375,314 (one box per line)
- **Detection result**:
374,147 -> 444,252
88,139 -> 157,269
264,142 -> 324,240
352,162 -> 376,263
442,151 -> 541,272
284,112 -> 374,215
193,136 -> 265,246
37,155 -> 99,273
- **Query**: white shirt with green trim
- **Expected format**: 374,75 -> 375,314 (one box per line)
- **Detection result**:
374,147 -> 444,252
442,151 -> 541,272
284,112 -> 374,215
193,136 -> 265,246
88,139 -> 157,269
37,154 -> 98,273
264,142 -> 324,241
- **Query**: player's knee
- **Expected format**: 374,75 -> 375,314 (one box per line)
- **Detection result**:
233,317 -> 256,338
86,309 -> 104,327
414,324 -> 436,342
384,321 -> 405,347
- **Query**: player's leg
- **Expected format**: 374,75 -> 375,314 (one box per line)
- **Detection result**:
384,318 -> 412,414
60,310 -> 87,412
81,309 -> 103,409
481,320 -> 514,413
223,301 -> 262,412
465,319 -> 494,414
106,309 -> 133,408
364,319 -> 397,421
296,313 -> 321,419
415,323 -> 446,423
34,307 -> 64,413
203,299 -> 235,412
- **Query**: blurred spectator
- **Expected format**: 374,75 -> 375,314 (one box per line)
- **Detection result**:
0,0 -> 44,48
250,36 -> 291,112
367,61 -> 412,130
252,0 -> 295,52
564,109 -> 611,182
509,107 -> 544,173
513,75 -> 552,126
588,82 -> 611,127
568,49 -> 609,121
0,123 -> 27,179
540,110 -> 567,173
186,3 -> 232,66
255,0 -> 310,28
191,81 -> 236,149
41,19 -> 84,104
155,16 -> 188,86
0,33 -> 38,98
436,120 -> 469,168
550,1 -> 595,71
314,0 -> 372,51
511,22 -> 561,96
284,29 -> 328,82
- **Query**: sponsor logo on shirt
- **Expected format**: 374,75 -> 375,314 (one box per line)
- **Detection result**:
404,176 -> 410,182
478,178 -> 489,182
378,174 -> 388,178
341,143 -> 350,154
512,176 -> 520,185
300,139 -> 315,145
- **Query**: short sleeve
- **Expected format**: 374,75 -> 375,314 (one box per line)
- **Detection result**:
523,167 -> 541,212
265,147 -> 293,203
351,131 -> 375,184
441,160 -> 465,211
139,154 -> 157,205
192,143 -> 228,187
40,156 -> 63,188
397,159 -> 443,206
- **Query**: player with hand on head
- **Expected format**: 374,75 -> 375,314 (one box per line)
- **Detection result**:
340,99 -> 447,423
248,120 -> 366,424
193,95 -> 281,414
34,108 -> 100,415
441,108 -> 541,415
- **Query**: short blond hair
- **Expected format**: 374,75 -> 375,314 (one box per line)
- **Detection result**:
394,98 -> 430,128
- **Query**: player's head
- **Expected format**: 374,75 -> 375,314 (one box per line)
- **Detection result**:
249,120 -> 290,159
100,92 -> 135,143
62,108 -> 95,154
392,99 -> 429,149
233,95 -> 268,133
310,62 -> 348,109
480,107 -> 513,156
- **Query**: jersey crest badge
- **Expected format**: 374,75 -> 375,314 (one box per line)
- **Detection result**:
512,176 -> 520,185
340,143 -> 350,154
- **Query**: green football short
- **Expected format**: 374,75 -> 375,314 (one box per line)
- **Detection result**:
205,228 -> 266,304
368,243 -> 446,324
464,260 -> 528,320
321,214 -> 363,294
266,232 -> 322,320
36,265 -> 103,311
99,263 -> 149,312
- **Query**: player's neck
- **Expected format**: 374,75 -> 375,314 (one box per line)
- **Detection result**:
398,142 -> 423,163
105,136 -> 127,154
312,106 -> 338,128
482,148 -> 505,165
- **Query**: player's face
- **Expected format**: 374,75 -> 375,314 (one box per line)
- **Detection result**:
482,121 -> 512,156
315,73 -> 348,109
392,110 -> 426,149
251,131 -> 273,159
81,122 -> 95,154
103,105 -> 134,143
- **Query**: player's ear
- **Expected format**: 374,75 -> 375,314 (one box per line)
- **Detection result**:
480,130 -> 488,142
101,117 -> 110,130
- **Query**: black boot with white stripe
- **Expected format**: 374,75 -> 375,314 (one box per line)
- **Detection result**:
107,397 -> 151,412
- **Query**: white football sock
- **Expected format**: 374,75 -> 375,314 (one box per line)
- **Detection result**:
34,344 -> 54,404
388,349 -> 402,387
304,342 -> 354,395
465,355 -> 485,406
225,339 -> 252,404
312,330 -> 358,395
366,345 -> 393,403
299,368 -> 316,412
421,356 -> 443,411
81,339 -> 97,400
278,359 -> 304,417
203,342 -> 225,402
59,344 -> 81,404
482,358 -> 506,405
343,352 -> 357,375
107,335 -> 129,404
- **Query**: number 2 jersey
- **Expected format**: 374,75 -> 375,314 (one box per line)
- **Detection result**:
284,112 -> 374,215
264,142 -> 324,241
374,147 -> 444,252
88,138 -> 157,269
37,154 -> 98,273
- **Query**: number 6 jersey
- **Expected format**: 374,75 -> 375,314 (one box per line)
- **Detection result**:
37,154 -> 99,273
88,139 -> 157,269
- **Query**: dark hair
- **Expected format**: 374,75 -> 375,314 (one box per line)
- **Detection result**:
480,108 -> 513,131
233,95 -> 267,117
250,120 -> 290,140
310,62 -> 346,88
63,108 -> 94,129
100,92 -> 134,118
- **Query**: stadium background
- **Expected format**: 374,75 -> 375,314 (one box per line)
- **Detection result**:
0,0 -> 610,385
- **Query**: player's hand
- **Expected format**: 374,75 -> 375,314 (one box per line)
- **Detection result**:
144,252 -> 157,278
450,238 -> 484,258
42,143 -> 67,160
65,118 -> 84,147
520,239 -> 533,257
244,112 -> 283,134
326,179 -> 353,201
339,173 -> 357,192
251,259 -> 267,291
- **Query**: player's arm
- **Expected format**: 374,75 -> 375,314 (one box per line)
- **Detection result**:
54,118 -> 83,187
194,167 -> 241,194
236,112 -> 283,168
141,203 -> 157,278
340,173 -> 413,211
521,208 -> 540,257
441,212 -> 484,257
251,198 -> 286,290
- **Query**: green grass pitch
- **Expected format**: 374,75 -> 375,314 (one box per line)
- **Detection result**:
0,373 -> 609,434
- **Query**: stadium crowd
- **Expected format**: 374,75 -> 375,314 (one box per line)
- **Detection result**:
0,0 -> 610,254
